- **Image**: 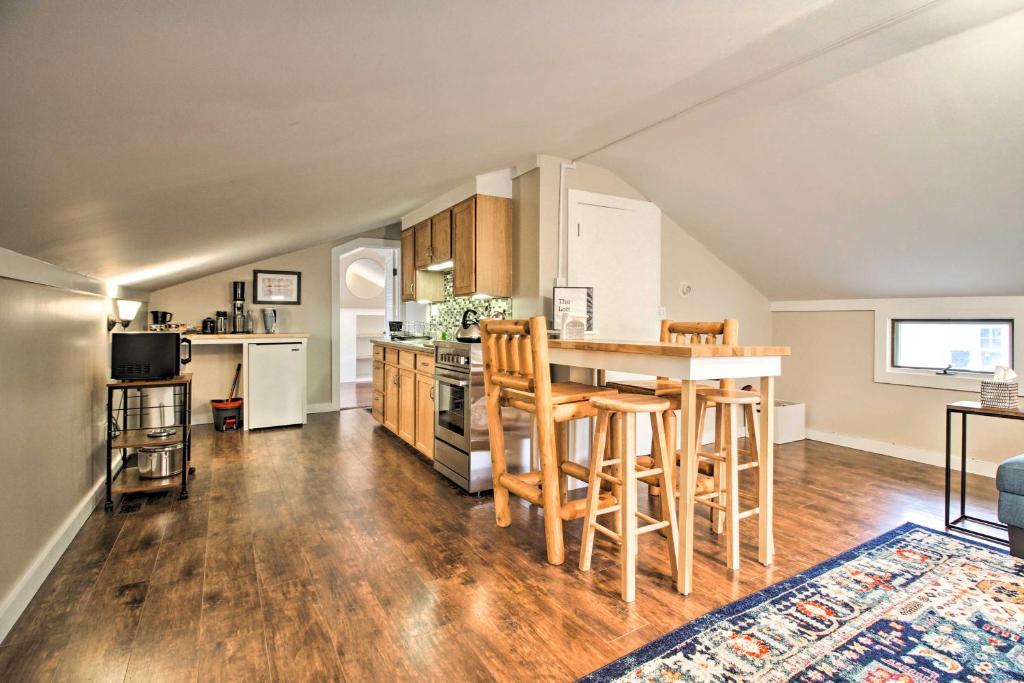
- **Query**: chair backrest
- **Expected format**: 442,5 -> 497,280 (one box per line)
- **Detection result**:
659,318 -> 739,387
479,315 -> 551,403
659,319 -> 738,346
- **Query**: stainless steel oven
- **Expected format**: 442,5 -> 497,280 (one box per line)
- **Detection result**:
433,341 -> 531,493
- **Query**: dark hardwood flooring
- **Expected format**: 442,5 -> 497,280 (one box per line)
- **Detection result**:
0,410 -> 999,682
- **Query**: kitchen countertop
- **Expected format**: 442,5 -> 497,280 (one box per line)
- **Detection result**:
185,331 -> 307,339
370,337 -> 435,352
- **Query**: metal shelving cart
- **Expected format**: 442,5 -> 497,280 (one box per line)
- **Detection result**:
105,373 -> 194,511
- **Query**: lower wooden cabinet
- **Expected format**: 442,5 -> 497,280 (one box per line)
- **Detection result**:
376,344 -> 436,458
414,373 -> 434,457
398,368 -> 416,444
383,364 -> 400,432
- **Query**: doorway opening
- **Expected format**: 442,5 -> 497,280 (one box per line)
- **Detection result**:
337,246 -> 395,409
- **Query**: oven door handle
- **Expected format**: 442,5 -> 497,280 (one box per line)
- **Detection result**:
435,376 -> 468,388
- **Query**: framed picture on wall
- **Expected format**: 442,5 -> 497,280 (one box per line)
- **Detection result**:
253,270 -> 302,305
552,286 -> 593,333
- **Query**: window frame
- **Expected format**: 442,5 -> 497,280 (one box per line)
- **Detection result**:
889,317 -> 1014,375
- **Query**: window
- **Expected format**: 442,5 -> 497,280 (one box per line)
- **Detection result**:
892,319 -> 1013,374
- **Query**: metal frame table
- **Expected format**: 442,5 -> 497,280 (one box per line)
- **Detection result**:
944,400 -> 1019,545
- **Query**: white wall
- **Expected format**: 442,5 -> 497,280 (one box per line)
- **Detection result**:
513,156 -> 772,343
774,308 -> 1024,476
0,253 -> 148,641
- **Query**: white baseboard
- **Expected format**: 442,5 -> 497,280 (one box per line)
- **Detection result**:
0,463 -> 116,643
805,428 -> 998,479
307,402 -> 337,414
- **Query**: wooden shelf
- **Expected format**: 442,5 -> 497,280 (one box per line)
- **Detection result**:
106,373 -> 192,389
112,466 -> 185,495
111,427 -> 189,450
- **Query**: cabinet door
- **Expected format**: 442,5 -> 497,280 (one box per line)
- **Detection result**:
401,228 -> 416,302
431,209 -> 452,263
452,197 -> 476,296
372,360 -> 384,393
398,368 -> 416,444
371,391 -> 384,423
383,364 -> 400,432
414,373 -> 434,458
414,219 -> 432,268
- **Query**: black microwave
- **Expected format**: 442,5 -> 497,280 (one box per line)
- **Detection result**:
111,332 -> 192,380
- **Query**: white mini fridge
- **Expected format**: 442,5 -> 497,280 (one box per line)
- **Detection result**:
248,342 -> 307,429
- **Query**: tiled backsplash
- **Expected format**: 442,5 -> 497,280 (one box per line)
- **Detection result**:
425,272 -> 512,339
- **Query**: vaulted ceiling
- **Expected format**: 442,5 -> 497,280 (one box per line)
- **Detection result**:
2,1 -> 1022,296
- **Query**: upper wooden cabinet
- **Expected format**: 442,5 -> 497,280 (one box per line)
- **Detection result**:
431,209 -> 452,263
453,195 -> 511,298
401,228 -> 416,301
401,226 -> 444,303
413,219 -> 431,269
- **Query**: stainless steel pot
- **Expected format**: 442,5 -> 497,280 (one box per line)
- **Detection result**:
137,443 -> 184,479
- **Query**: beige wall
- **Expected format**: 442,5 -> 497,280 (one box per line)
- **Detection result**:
774,310 -> 1024,471
514,157 -> 771,342
0,277 -> 109,637
150,227 -> 398,415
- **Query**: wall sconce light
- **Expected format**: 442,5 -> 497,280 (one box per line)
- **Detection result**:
107,299 -> 142,331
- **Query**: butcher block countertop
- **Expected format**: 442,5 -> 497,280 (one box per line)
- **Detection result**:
370,338 -> 435,352
547,339 -> 790,357
185,333 -> 309,341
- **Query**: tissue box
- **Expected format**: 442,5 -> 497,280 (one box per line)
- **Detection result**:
980,381 -> 1018,409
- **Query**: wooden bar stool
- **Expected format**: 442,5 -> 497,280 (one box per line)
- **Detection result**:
480,315 -> 618,566
693,388 -> 767,570
606,319 -> 739,523
580,394 -> 680,602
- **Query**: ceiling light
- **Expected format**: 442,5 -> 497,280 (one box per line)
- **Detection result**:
426,260 -> 453,272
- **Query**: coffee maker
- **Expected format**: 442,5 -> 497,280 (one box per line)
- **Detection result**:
231,281 -> 246,334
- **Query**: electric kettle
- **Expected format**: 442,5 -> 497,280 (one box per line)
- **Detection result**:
261,307 -> 278,334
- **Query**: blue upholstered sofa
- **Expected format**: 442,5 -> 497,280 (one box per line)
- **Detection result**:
997,454 -> 1024,558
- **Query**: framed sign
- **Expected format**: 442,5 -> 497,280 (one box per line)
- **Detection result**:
253,270 -> 302,305
553,286 -> 593,332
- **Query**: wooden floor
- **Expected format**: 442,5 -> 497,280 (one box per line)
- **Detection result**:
338,381 -> 372,410
0,410 -> 999,682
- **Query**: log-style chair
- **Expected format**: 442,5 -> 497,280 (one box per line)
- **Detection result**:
580,394 -> 680,602
693,387 -> 768,570
480,315 -> 618,565
606,319 -> 739,516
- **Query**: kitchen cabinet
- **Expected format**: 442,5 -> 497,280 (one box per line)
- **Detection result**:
375,342 -> 436,459
398,367 -> 416,444
414,373 -> 434,457
452,195 -> 511,297
383,363 -> 400,432
401,227 -> 444,303
414,219 -> 431,268
431,209 -> 452,263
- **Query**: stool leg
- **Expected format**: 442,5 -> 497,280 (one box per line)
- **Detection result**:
713,403 -> 726,535
651,411 -> 679,579
580,411 -> 611,572
745,403 -> 773,559
620,413 -> 638,602
609,415 -> 622,535
555,421 -> 569,506
725,404 -> 741,571
537,414 -> 565,565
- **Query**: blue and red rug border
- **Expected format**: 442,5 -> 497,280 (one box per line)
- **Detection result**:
578,521 -> 1010,682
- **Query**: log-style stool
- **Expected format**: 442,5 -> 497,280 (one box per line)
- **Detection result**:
693,388 -> 767,570
580,394 -> 680,602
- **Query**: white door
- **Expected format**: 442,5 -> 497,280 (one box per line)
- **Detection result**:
567,190 -> 661,340
248,343 -> 306,429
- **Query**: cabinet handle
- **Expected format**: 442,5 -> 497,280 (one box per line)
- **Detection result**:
430,387 -> 435,400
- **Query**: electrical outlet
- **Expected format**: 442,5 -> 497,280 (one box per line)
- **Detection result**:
657,306 -> 667,319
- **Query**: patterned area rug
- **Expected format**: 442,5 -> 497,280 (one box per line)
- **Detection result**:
580,523 -> 1023,682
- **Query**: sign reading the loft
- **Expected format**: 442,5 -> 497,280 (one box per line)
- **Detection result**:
553,286 -> 593,339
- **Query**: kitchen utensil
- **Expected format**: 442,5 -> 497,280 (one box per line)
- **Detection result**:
456,309 -> 481,343
150,310 -> 173,325
138,442 -> 184,479
147,402 -> 176,438
261,307 -> 278,334
215,311 -> 229,334
202,317 -> 216,334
